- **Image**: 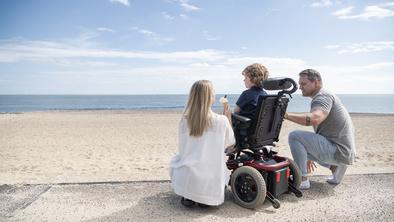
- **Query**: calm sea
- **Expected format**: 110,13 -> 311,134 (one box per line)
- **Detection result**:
0,94 -> 393,114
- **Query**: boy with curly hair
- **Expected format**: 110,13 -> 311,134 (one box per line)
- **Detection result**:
233,63 -> 269,119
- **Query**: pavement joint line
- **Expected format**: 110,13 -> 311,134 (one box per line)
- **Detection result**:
18,186 -> 52,210
19,180 -> 172,187
4,172 -> 393,187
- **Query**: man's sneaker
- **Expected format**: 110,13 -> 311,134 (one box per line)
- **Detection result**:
327,165 -> 348,184
300,179 -> 310,190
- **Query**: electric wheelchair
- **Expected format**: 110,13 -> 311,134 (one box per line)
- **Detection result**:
226,77 -> 302,209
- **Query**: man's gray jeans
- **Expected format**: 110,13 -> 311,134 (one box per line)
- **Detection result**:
288,130 -> 341,177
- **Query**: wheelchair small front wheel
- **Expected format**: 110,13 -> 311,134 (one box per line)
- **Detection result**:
272,199 -> 280,209
230,166 -> 266,209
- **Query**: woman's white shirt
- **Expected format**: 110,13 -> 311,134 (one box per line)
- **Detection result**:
170,113 -> 235,205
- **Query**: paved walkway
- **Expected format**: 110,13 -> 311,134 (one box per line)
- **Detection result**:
1,174 -> 393,222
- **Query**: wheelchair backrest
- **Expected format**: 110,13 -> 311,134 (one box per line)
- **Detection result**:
233,77 -> 296,151
248,95 -> 289,148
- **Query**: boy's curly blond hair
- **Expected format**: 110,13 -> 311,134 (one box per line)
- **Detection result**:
242,63 -> 269,88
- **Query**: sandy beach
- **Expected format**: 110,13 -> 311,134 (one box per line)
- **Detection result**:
1,110 -> 394,221
1,110 -> 393,185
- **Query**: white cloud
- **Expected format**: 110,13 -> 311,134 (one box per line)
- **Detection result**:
324,41 -> 394,54
1,38 -> 393,94
56,59 -> 117,67
310,63 -> 394,94
73,31 -> 99,43
323,44 -> 340,49
0,39 -> 306,72
98,27 -> 115,33
332,6 -> 353,17
30,61 -> 394,94
381,2 -> 394,7
364,62 -> 394,70
203,31 -> 219,41
132,27 -> 175,45
189,62 -> 212,67
265,8 -> 280,14
0,39 -> 226,63
162,12 -> 175,20
225,57 -> 305,67
311,0 -> 333,8
31,61 -> 304,94
179,14 -> 189,19
7,61 -> 394,94
180,2 -> 200,11
172,0 -> 201,11
59,29 -> 103,48
109,0 -> 130,7
318,62 -> 394,73
333,3 -> 394,20
139,29 -> 155,37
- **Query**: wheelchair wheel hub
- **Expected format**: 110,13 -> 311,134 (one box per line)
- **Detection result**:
235,174 -> 258,202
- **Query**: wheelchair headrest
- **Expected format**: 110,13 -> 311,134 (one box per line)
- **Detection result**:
262,77 -> 298,95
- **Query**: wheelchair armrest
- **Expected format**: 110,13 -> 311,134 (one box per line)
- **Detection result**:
232,113 -> 251,123
232,113 -> 252,131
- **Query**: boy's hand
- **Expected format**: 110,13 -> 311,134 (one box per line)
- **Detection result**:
223,108 -> 231,118
223,108 -> 232,126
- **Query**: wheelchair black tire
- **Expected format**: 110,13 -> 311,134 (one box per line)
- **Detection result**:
230,166 -> 266,209
288,158 -> 302,189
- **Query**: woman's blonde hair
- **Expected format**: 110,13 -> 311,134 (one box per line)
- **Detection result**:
183,80 -> 214,137
242,63 -> 269,88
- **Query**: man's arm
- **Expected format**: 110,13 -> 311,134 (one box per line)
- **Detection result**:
285,109 -> 328,126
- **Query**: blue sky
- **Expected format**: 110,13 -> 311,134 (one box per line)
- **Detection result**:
0,0 -> 393,94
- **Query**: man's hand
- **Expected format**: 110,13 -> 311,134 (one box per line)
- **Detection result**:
307,160 -> 317,173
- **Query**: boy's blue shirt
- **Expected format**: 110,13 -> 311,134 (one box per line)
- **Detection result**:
236,86 -> 267,119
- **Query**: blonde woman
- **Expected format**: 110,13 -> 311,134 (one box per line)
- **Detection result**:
170,80 -> 235,207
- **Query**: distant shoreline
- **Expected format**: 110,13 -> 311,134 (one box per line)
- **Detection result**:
1,94 -> 393,114
1,109 -> 394,116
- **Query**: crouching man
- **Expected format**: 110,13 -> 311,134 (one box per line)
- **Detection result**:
285,69 -> 356,190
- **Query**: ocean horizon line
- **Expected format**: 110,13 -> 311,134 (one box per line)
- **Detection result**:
1,94 -> 393,114
1,93 -> 393,96
1,109 -> 394,115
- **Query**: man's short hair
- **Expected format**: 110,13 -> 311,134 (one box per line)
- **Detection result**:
299,69 -> 322,82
